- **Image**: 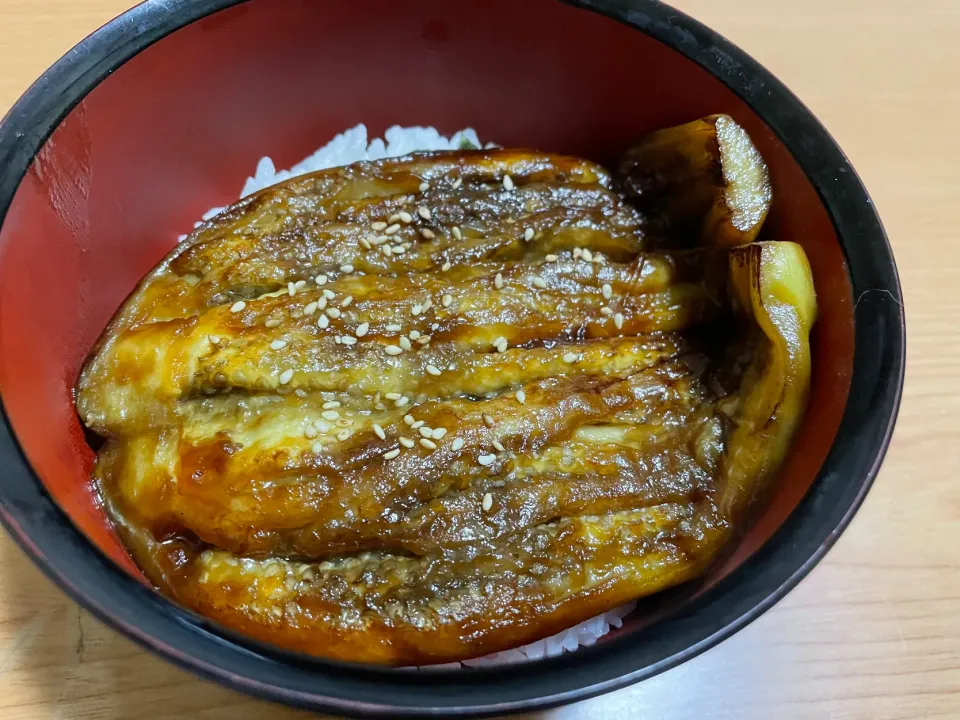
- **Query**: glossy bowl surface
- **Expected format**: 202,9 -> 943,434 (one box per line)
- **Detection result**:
0,0 -> 904,716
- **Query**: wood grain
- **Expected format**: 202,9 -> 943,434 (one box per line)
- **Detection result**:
0,1 -> 957,718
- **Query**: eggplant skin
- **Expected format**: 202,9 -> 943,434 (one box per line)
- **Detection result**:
619,114 -> 772,249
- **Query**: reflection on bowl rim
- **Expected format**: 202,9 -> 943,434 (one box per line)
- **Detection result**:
0,0 -> 905,716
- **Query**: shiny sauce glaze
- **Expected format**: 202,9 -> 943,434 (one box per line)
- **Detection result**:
77,125 -> 816,665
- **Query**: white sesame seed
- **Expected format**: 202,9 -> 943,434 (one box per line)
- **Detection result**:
495,273 -> 504,289
388,213 -> 401,224
265,318 -> 281,328
208,335 -> 221,344
441,262 -> 452,272
492,439 -> 505,452
502,174 -> 515,190
373,424 -> 386,440
393,244 -> 407,255
317,297 -> 328,310
385,392 -> 402,400
294,280 -> 306,289
451,226 -> 463,241
230,301 -> 246,313
359,237 -> 372,250
408,330 -> 421,339
420,438 -> 437,450
422,297 -> 433,311
418,426 -> 434,439
399,436 -> 415,448
322,289 -> 336,300
327,308 -> 341,318
341,336 -> 357,346
311,441 -> 324,454
304,301 -> 318,316
372,221 -> 388,231
614,313 -> 624,330
478,454 -> 496,466
441,294 -> 453,308
600,306 -> 614,316
482,493 -> 493,511
279,369 -> 294,385
452,177 -> 463,190
386,324 -> 402,332
432,427 -> 448,439
317,314 -> 329,329
411,420 -> 425,429
403,414 -> 415,425
563,352 -> 579,364
340,264 -> 354,273
411,304 -> 422,316
532,275 -> 547,289
426,364 -> 442,376
452,437 -> 465,451
516,390 -> 526,404
286,281 -> 296,297
545,254 -> 559,262
398,211 -> 414,224
581,249 -> 593,262
482,413 -> 495,427
322,400 -> 341,409
382,244 -> 393,256
602,283 -> 613,299
384,224 -> 401,235
399,336 -> 412,351
315,274 -> 328,285
355,322 -> 369,337
304,426 -> 317,439
315,420 -> 332,433
383,448 -> 401,460
395,396 -> 410,407
321,410 -> 340,421
523,228 -> 535,242
340,295 -> 353,307
270,339 -> 287,351
419,181 -> 430,192
337,429 -> 352,441
417,206 -> 432,221
420,228 -> 436,240
492,336 -> 506,349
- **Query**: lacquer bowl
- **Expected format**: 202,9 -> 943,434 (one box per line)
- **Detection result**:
0,0 -> 904,715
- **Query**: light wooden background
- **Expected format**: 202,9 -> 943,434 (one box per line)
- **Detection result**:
0,1 -> 957,718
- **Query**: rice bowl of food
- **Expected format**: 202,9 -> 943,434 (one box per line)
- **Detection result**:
0,0 -> 904,715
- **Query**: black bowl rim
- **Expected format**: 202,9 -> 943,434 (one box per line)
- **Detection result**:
0,0 -> 905,716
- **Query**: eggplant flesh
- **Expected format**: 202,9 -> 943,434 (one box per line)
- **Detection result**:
78,134 -> 815,665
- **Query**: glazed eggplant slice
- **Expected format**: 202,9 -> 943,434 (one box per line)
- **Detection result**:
718,240 -> 816,519
97,357 -> 711,558
78,135 -> 815,666
620,114 -> 772,249
77,252 -> 717,435
140,504 -> 720,665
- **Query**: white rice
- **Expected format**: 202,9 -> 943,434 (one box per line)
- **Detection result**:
188,124 -> 636,667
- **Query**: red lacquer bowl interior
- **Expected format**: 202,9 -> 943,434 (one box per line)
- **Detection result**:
0,0 -> 852,640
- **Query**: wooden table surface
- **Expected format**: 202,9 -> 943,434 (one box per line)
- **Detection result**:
0,1 -> 957,718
